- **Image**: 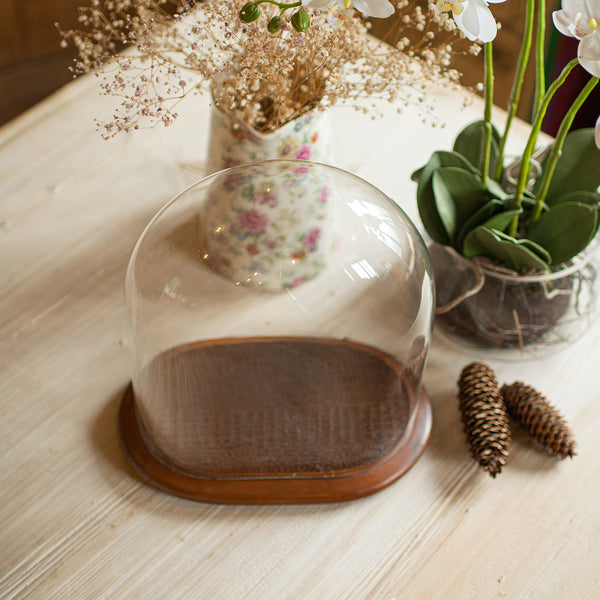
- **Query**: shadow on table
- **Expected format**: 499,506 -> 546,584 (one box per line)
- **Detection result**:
90,386 -> 137,484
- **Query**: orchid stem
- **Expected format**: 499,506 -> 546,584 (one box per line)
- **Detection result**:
495,0 -> 535,182
531,76 -> 599,223
481,41 -> 494,187
507,57 -> 579,237
533,0 -> 546,113
256,0 -> 301,9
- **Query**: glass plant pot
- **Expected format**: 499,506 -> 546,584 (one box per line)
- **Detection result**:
119,160 -> 435,504
431,240 -> 600,359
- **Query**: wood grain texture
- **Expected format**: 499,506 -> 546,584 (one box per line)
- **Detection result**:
1,69 -> 599,600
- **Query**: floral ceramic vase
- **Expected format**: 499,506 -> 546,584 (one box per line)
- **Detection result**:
201,106 -> 335,292
201,160 -> 335,292
205,105 -> 332,174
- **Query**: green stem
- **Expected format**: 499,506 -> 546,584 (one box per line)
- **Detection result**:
531,76 -> 599,223
256,0 -> 301,9
507,57 -> 579,237
533,0 -> 546,114
494,0 -> 535,181
481,42 -> 494,187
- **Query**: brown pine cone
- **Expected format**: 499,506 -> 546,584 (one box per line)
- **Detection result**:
458,362 -> 511,477
501,382 -> 576,459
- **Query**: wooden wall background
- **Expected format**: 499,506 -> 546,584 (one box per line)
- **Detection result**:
0,0 -> 568,128
0,0 -> 80,125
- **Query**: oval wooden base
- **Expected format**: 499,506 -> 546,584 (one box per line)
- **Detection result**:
118,384 -> 432,505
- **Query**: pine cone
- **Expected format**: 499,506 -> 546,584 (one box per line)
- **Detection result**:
458,362 -> 511,477
501,382 -> 576,459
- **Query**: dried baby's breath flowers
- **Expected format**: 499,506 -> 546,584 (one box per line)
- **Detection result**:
59,0 -> 465,137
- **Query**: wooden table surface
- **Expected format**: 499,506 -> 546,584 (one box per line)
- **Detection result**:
1,70 -> 599,600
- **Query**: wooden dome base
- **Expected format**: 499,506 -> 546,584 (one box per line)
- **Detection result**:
119,387 -> 431,504
118,337 -> 432,504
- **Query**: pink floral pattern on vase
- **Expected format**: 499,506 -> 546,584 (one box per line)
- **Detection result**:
294,144 -> 312,160
205,105 -> 332,175
203,162 -> 335,292
302,227 -> 321,252
202,107 -> 334,291
237,209 -> 269,234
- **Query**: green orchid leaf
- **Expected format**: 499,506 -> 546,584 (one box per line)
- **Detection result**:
554,190 -> 600,207
462,226 -> 551,272
516,239 -> 552,264
411,165 -> 426,182
475,207 -> 525,246
482,209 -> 522,234
528,201 -> 598,265
535,128 -> 600,204
485,178 -> 511,200
457,199 -> 505,249
415,151 -> 482,244
453,120 -> 501,177
413,150 -> 481,182
411,149 -> 479,182
431,166 -> 491,246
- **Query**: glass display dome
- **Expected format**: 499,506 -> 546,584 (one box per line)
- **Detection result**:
119,160 -> 435,504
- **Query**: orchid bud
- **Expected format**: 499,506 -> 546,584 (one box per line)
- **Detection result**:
239,2 -> 260,23
267,15 -> 282,33
291,9 -> 310,32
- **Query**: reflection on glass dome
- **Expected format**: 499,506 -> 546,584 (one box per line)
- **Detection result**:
119,160 -> 434,504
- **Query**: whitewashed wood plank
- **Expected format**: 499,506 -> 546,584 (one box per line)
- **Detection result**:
0,64 -> 598,600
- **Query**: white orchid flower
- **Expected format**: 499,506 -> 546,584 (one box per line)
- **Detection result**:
302,0 -> 395,19
596,115 -> 600,149
553,0 -> 600,77
325,4 -> 355,26
437,0 -> 506,43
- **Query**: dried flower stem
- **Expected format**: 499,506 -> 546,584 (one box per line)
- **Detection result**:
59,0 -> 462,136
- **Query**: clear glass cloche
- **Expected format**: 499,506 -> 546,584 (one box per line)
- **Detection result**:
119,160 -> 434,504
